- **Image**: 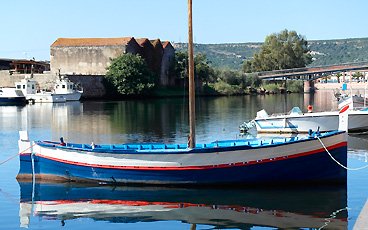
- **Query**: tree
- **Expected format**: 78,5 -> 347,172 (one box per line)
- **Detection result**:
105,54 -> 155,96
174,51 -> 215,84
174,51 -> 188,80
194,53 -> 215,84
243,29 -> 312,73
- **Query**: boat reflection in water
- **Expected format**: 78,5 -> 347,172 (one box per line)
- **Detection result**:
18,182 -> 347,229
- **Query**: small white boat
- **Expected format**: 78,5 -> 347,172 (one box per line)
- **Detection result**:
0,87 -> 26,105
252,108 -> 339,133
250,98 -> 368,133
53,75 -> 83,101
15,75 -> 82,103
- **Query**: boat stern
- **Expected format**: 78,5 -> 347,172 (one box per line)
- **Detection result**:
17,131 -> 34,180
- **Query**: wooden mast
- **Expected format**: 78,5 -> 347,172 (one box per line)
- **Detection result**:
188,0 -> 196,148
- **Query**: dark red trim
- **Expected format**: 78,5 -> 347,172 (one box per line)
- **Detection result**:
35,142 -> 347,171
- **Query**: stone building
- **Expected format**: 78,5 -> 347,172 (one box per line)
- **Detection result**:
150,39 -> 164,81
50,37 -> 141,75
50,37 -> 176,87
136,38 -> 155,73
161,41 -> 175,86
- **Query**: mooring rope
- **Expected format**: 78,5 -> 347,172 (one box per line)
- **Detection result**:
0,143 -> 35,166
317,136 -> 368,171
318,207 -> 349,230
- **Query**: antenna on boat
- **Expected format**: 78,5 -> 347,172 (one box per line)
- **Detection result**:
188,0 -> 196,148
30,65 -> 34,78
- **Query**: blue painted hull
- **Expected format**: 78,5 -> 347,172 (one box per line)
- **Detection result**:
19,145 -> 347,185
0,96 -> 26,105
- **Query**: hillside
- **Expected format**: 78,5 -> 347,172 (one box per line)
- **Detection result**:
174,37 -> 368,70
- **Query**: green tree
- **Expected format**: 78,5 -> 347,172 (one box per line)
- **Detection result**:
105,54 -> 155,96
219,69 -> 241,85
174,51 -> 216,84
194,53 -> 215,84
174,51 -> 188,80
243,29 -> 312,73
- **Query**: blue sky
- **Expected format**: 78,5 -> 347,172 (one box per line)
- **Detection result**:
1,0 -> 367,60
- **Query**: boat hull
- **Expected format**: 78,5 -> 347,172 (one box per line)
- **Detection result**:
26,94 -> 66,103
18,132 -> 347,185
61,91 -> 82,101
0,96 -> 26,105
347,111 -> 368,132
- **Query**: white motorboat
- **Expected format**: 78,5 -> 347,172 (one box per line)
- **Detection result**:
252,108 -> 339,133
53,75 -> 83,101
0,87 -> 26,105
249,98 -> 368,133
15,75 -> 82,103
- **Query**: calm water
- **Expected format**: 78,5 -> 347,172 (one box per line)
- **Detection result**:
1,91 -> 368,229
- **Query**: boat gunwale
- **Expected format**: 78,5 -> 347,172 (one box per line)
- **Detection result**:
34,131 -> 345,155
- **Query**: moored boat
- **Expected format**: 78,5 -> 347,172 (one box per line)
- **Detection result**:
252,107 -> 339,133
0,87 -> 26,105
15,75 -> 82,103
17,129 -> 347,185
53,75 -> 83,101
249,97 -> 368,133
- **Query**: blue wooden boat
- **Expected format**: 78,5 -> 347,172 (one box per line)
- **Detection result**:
17,130 -> 347,185
18,182 -> 347,229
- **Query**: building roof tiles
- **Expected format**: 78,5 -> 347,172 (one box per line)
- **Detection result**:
51,37 -> 133,47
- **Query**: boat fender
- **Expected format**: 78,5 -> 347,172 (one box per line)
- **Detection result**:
307,105 -> 313,113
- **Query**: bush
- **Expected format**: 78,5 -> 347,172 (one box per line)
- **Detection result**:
208,81 -> 244,95
287,80 -> 304,93
105,54 -> 155,96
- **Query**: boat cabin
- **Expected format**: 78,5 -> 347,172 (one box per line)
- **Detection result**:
15,78 -> 38,95
53,76 -> 79,94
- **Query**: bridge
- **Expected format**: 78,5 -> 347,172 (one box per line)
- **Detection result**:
251,61 -> 368,93
254,61 -> 368,80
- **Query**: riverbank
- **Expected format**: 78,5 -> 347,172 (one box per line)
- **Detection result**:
0,70 -> 304,100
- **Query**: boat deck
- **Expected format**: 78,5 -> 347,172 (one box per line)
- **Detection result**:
36,131 -> 341,154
